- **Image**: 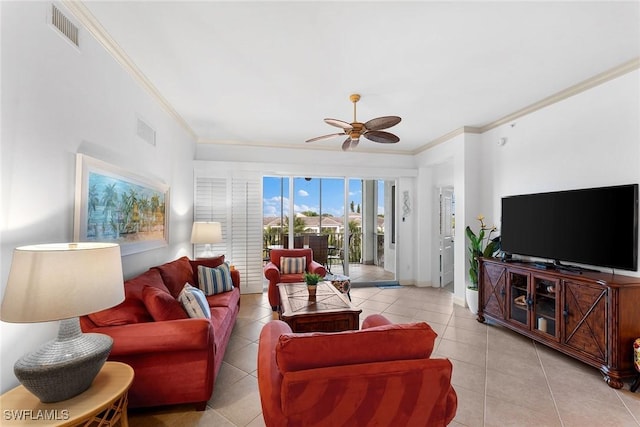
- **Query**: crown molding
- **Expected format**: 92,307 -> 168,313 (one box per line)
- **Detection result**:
61,0 -> 197,140
414,57 -> 640,153
197,138 -> 415,156
413,126 -> 481,155
479,57 -> 640,133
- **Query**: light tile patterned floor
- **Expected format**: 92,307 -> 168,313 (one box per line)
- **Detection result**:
128,286 -> 640,427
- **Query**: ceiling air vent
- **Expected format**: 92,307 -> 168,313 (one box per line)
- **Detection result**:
51,4 -> 79,47
137,117 -> 157,146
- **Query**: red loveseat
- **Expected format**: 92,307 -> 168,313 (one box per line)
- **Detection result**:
263,248 -> 326,310
258,314 -> 457,426
80,255 -> 240,410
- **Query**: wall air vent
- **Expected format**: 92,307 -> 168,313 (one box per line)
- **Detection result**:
137,117 -> 157,146
51,4 -> 79,47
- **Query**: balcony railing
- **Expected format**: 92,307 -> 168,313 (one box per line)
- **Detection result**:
263,231 -> 363,263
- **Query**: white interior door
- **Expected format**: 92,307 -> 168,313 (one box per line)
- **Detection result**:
440,187 -> 455,287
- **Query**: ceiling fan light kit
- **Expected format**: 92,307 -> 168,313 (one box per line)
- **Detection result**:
306,94 -> 401,151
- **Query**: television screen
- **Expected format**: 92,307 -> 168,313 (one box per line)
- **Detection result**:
501,184 -> 638,271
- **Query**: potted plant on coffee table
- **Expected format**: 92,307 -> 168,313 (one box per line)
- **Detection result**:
465,215 -> 500,314
303,272 -> 322,296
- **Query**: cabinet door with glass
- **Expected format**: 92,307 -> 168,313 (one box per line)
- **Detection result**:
507,269 -> 530,329
532,274 -> 561,341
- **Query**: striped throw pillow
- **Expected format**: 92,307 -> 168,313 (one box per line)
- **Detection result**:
198,262 -> 234,295
178,283 -> 211,318
281,256 -> 306,275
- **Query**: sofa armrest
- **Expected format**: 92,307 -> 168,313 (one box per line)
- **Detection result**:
308,261 -> 326,277
90,318 -> 213,356
264,262 -> 281,282
362,314 -> 393,329
258,320 -> 292,426
231,269 -> 241,287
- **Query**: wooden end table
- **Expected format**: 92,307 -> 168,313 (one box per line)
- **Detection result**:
0,361 -> 134,426
278,281 -> 362,332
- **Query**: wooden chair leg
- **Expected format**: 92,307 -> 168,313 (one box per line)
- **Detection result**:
631,374 -> 640,392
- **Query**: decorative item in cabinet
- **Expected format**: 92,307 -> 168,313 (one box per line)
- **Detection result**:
533,276 -> 560,338
507,270 -> 529,327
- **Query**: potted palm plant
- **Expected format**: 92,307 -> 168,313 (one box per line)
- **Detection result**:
303,272 -> 322,296
465,215 -> 500,314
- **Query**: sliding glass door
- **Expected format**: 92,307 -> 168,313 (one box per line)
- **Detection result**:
263,176 -> 395,284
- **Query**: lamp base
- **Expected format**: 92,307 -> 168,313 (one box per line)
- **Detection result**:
14,317 -> 113,403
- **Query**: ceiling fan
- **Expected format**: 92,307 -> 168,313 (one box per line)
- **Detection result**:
306,94 -> 401,151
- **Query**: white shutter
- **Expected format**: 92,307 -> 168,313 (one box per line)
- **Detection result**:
194,173 -> 263,294
194,177 -> 228,257
231,177 -> 263,294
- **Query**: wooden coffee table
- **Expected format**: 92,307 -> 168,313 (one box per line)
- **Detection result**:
278,281 -> 362,332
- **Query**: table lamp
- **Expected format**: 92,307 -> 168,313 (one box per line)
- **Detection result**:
191,221 -> 222,258
0,242 -> 124,402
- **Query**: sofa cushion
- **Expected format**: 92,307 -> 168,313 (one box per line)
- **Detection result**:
153,256 -> 194,298
142,286 -> 188,321
88,296 -> 152,326
207,286 -> 240,308
123,268 -> 170,298
276,322 -> 437,373
178,284 -> 211,319
197,263 -> 234,295
87,270 -> 162,326
281,256 -> 306,275
190,255 -> 225,286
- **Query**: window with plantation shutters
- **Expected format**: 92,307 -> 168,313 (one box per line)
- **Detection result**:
194,174 -> 263,294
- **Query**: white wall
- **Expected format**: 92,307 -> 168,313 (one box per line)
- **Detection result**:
414,68 -> 640,309
481,69 -> 640,276
196,142 -> 417,170
415,133 -> 482,305
1,2 -> 196,392
193,155 -> 419,285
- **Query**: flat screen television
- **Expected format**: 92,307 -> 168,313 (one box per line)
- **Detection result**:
501,184 -> 639,271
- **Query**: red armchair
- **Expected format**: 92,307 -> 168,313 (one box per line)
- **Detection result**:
257,314 -> 458,426
264,248 -> 326,310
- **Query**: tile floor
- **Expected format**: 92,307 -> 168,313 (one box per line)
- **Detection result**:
128,285 -> 640,427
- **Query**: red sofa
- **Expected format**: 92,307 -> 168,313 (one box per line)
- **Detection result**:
80,255 -> 240,410
258,314 -> 457,426
263,248 -> 326,310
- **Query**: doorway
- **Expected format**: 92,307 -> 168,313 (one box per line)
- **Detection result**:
439,187 -> 455,292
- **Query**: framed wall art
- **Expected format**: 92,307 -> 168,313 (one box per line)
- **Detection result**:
74,154 -> 170,256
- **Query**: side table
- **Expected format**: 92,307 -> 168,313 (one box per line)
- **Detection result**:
0,361 -> 134,426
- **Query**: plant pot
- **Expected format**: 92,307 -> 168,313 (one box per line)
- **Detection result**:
465,287 -> 479,315
307,285 -> 317,297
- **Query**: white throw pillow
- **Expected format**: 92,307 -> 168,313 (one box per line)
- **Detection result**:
178,283 -> 211,319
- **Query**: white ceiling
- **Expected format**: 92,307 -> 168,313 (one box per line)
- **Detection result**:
79,1 -> 639,154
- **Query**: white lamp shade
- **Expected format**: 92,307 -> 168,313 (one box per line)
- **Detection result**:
191,222 -> 222,244
1,242 -> 125,323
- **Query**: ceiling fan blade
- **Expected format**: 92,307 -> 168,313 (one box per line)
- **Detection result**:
364,130 -> 400,144
305,133 -> 345,143
350,139 -> 360,149
341,137 -> 352,151
364,116 -> 401,131
325,118 -> 353,130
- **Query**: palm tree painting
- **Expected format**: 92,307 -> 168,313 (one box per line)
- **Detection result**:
75,154 -> 169,255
